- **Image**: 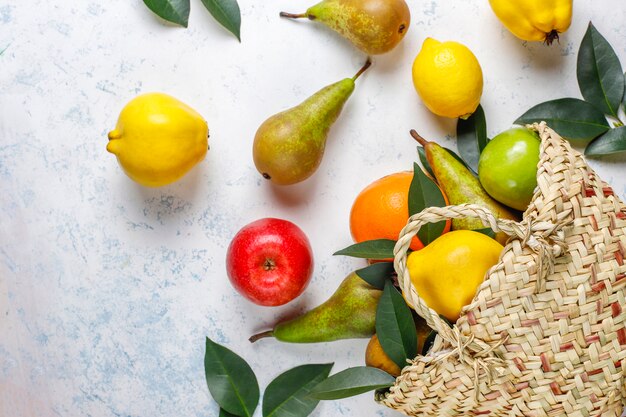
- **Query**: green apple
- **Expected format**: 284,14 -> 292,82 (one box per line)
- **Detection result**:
478,127 -> 540,212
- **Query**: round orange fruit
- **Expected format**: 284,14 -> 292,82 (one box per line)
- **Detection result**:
350,171 -> 450,251
365,334 -> 402,376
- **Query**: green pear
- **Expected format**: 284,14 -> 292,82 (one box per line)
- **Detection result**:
280,0 -> 411,55
253,61 -> 371,185
410,130 -> 520,245
249,271 -> 381,343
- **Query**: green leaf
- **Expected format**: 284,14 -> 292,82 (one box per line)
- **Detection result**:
219,409 -> 239,417
408,163 -> 447,245
355,262 -> 395,289
200,0 -> 242,41
308,367 -> 395,400
204,337 -> 259,417
263,364 -> 333,417
577,23 -> 624,117
515,98 -> 610,141
457,104 -> 488,173
623,72 -> 626,105
376,281 -> 417,369
585,126 -> 626,156
417,146 -> 435,179
445,147 -> 475,173
421,330 -> 437,355
143,0 -> 190,27
474,227 -> 496,239
333,239 -> 396,259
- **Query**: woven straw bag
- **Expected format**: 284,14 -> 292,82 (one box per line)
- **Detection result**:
378,122 -> 626,417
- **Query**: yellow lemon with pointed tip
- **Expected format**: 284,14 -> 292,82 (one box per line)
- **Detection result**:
411,38 -> 483,119
406,230 -> 503,322
107,93 -> 209,187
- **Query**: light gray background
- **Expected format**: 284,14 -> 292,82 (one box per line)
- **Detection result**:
2,1 -> 626,416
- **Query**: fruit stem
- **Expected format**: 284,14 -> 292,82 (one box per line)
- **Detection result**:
249,330 -> 274,343
263,258 -> 276,271
352,59 -> 372,81
544,30 -> 560,46
279,12 -> 308,19
410,129 -> 429,147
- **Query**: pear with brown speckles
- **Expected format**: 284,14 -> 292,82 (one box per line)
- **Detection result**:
248,271 -> 381,343
281,0 -> 411,55
253,60 -> 371,185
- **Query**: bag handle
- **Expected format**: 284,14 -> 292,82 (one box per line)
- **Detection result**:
393,203 -> 569,355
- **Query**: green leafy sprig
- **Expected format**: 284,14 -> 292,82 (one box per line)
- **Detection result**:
204,337 -> 334,417
516,23 -> 626,156
143,0 -> 241,40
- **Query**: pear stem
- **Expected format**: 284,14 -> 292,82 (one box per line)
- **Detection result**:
410,129 -> 429,146
249,330 -> 274,343
352,59 -> 372,81
279,12 -> 308,19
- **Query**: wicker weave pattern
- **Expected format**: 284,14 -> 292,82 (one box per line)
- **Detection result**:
379,123 -> 626,417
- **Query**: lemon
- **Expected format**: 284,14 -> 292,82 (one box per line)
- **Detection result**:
406,230 -> 503,321
411,38 -> 483,119
107,93 -> 209,187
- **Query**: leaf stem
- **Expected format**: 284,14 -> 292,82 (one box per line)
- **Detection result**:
352,59 -> 372,81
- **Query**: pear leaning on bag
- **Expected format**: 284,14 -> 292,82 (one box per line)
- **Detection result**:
280,0 -> 411,55
411,130 -> 519,245
488,0 -> 573,44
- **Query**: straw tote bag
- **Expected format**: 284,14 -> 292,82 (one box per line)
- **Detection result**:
378,122 -> 626,417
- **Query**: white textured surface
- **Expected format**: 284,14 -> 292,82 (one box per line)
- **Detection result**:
1,1 -> 626,416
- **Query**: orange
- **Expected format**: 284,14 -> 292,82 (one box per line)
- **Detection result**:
364,317 -> 435,377
350,171 -> 450,251
365,334 -> 402,376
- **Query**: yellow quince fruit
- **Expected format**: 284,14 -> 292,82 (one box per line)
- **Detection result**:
406,230 -> 503,322
488,0 -> 573,44
107,93 -> 208,187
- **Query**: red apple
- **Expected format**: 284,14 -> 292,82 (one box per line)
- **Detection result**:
226,218 -> 314,306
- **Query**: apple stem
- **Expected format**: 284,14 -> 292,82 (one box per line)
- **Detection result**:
249,330 -> 274,343
410,129 -> 429,147
263,258 -> 276,271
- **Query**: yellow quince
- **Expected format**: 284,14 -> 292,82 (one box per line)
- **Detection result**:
107,93 -> 208,187
488,0 -> 573,44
